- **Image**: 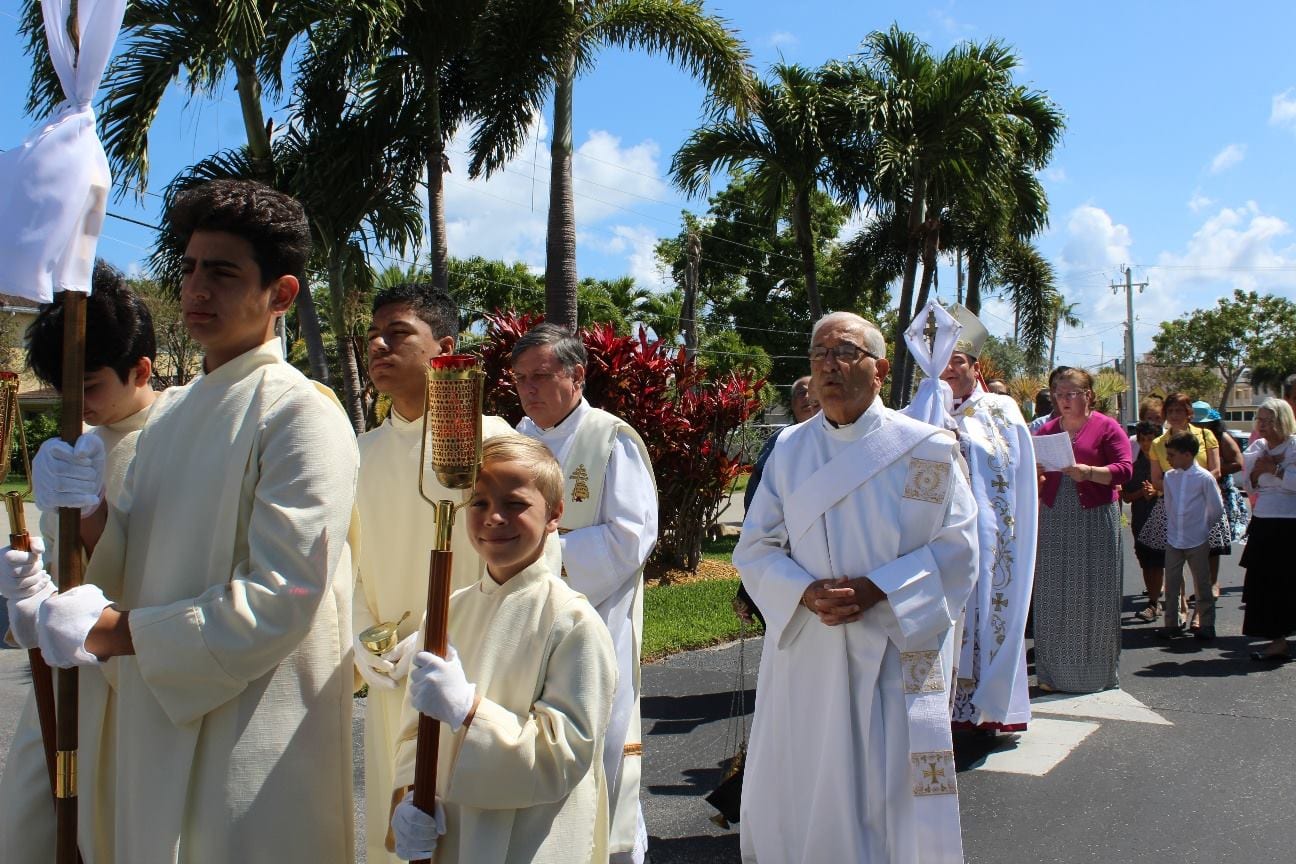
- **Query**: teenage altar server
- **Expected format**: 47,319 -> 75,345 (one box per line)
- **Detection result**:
512,323 -> 656,864
0,263 -> 157,862
23,179 -> 359,863
355,282 -> 518,862
939,305 -> 1038,733
735,312 -> 978,864
390,435 -> 616,863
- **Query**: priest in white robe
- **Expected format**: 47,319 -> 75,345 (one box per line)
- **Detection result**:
28,180 -> 359,864
939,305 -> 1038,733
354,282 -> 520,862
0,265 -> 158,863
512,323 -> 657,864
736,312 -> 978,864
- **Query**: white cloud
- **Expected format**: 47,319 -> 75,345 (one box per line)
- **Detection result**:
1208,143 -> 1246,174
1154,201 -> 1296,298
1187,190 -> 1214,213
434,116 -> 674,281
1042,166 -> 1068,183
767,31 -> 798,49
605,224 -> 670,291
1270,88 -> 1296,131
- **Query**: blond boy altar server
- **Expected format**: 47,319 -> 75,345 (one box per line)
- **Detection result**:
355,282 -> 521,862
0,263 -> 157,863
736,312 -> 978,864
938,304 -> 1038,733
512,323 -> 657,864
25,179 -> 359,863
390,435 -> 617,863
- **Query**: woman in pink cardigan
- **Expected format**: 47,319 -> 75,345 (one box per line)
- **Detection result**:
1033,368 -> 1133,692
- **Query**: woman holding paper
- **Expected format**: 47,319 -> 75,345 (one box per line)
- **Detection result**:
1032,368 -> 1133,692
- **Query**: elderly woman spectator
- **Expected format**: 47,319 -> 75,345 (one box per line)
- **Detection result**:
1033,367 -> 1133,692
1242,398 -> 1296,662
1148,393 -> 1229,625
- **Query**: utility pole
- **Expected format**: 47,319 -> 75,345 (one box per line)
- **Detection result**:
956,249 -> 964,305
1111,267 -> 1148,425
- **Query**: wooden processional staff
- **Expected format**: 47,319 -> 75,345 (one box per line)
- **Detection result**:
0,372 -> 58,804
412,354 -> 484,864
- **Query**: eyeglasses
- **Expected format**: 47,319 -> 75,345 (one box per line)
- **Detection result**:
1053,390 -> 1089,401
809,342 -> 880,366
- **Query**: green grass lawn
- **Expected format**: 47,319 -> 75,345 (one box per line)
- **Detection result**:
700,534 -> 737,561
0,475 -> 30,498
643,576 -> 761,660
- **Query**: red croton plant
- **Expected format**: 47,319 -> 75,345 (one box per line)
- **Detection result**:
476,311 -> 764,570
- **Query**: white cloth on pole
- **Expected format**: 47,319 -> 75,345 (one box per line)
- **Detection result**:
901,300 -> 962,431
0,0 -> 126,300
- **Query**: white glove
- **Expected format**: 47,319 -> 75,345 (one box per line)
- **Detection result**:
408,646 -> 476,728
33,436 -> 106,516
36,583 -> 112,668
353,633 -> 398,691
9,584 -> 57,650
386,631 -> 420,682
0,537 -> 50,600
392,790 -> 446,861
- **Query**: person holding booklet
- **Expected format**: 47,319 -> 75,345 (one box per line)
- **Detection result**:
1031,367 -> 1132,693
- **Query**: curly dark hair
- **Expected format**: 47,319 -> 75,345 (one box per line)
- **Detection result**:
371,283 -> 460,340
27,260 -> 157,388
166,179 -> 311,286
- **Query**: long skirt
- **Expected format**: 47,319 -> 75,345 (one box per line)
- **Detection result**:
1033,477 -> 1123,692
1241,516 -> 1296,639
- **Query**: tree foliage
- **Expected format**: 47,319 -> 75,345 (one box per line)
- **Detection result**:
1149,290 -> 1296,411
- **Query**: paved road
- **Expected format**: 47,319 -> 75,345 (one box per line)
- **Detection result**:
3,514 -> 1293,863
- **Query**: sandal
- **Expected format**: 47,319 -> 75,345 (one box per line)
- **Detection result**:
1134,603 -> 1159,624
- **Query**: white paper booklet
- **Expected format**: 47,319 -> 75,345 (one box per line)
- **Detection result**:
1034,432 -> 1076,472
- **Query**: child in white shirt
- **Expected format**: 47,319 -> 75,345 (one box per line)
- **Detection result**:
1160,432 -> 1224,640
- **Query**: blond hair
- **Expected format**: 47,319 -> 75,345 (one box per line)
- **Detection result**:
480,435 -> 564,510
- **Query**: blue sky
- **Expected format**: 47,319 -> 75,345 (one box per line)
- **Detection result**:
3,0 -> 1295,373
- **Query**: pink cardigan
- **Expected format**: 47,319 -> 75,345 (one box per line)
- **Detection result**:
1036,412 -> 1133,509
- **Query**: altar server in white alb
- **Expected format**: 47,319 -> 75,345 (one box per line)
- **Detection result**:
23,180 -> 359,863
512,323 -> 657,864
736,312 -> 978,864
389,435 -> 617,863
355,282 -> 524,862
939,304 -> 1038,733
0,264 -> 157,863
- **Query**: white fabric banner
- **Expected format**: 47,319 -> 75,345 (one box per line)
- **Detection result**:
0,0 -> 126,301
901,300 -> 962,430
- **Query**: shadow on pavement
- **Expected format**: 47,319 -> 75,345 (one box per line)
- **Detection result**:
647,763 -> 726,798
647,831 -> 740,864
642,690 -> 754,736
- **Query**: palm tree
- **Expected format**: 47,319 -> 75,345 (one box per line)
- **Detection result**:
843,26 -> 1064,404
1046,295 -> 1081,371
470,0 -> 754,331
672,63 -> 855,322
18,0 -> 396,384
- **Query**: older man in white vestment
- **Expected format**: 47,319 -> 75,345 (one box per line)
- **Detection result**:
736,312 -> 978,864
23,180 -> 359,864
354,281 -> 522,862
512,322 -> 657,864
939,305 -> 1037,734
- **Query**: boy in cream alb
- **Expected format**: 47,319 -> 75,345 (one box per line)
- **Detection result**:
390,436 -> 617,864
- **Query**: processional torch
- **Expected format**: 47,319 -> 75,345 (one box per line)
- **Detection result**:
0,372 -> 59,804
410,355 -> 484,864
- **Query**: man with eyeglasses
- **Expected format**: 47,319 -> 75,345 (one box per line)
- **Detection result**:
735,311 -> 978,863
938,305 -> 1038,737
512,322 -> 657,864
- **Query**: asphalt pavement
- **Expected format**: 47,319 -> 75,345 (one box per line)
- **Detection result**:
2,508 -> 1293,863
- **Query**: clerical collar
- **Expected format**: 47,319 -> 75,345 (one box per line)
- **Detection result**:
532,398 -> 588,436
951,382 -> 984,411
819,398 -> 884,437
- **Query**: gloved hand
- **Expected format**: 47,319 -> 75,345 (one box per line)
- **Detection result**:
0,537 -> 49,600
386,631 -> 420,682
8,584 -> 57,650
392,790 -> 446,861
353,633 -> 398,691
408,646 -> 476,728
36,583 -> 113,668
33,435 -> 106,516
